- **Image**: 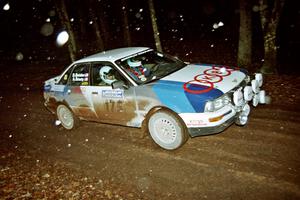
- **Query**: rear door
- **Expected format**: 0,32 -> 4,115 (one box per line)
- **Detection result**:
64,63 -> 98,120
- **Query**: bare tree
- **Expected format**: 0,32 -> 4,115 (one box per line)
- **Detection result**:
54,0 -> 77,62
121,0 -> 131,46
148,0 -> 162,52
94,1 -> 110,48
88,0 -> 104,52
76,0 -> 87,39
238,0 -> 252,69
258,0 -> 285,74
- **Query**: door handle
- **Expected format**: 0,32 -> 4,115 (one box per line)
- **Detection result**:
92,91 -> 98,95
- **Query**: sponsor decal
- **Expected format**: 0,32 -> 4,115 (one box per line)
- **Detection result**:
183,65 -> 238,94
72,73 -> 89,82
44,84 -> 51,92
186,120 -> 207,126
102,90 -> 124,98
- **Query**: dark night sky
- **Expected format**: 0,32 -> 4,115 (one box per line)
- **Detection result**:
0,0 -> 299,73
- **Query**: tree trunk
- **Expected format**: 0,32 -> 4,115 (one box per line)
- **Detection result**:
148,0 -> 162,52
121,0 -> 131,46
77,1 -> 87,39
259,0 -> 285,74
54,0 -> 77,62
88,1 -> 104,52
94,2 -> 109,47
238,0 -> 252,69
261,21 -> 278,73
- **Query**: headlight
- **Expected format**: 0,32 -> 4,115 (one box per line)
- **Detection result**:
214,98 -> 224,110
205,101 -> 215,112
205,95 -> 230,112
255,73 -> 263,87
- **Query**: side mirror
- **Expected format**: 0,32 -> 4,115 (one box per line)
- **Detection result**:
112,80 -> 128,89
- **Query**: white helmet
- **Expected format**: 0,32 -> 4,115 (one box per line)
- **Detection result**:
99,66 -> 116,85
127,58 -> 142,68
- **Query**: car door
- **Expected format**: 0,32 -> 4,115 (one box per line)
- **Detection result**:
63,63 -> 98,120
86,62 -> 138,126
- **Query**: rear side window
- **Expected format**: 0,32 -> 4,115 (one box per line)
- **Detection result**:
58,67 -> 73,85
68,64 -> 90,86
69,64 -> 90,86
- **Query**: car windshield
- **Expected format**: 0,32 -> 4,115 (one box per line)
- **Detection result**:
116,50 -> 186,85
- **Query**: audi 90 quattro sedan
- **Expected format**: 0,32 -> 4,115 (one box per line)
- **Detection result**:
44,47 -> 267,150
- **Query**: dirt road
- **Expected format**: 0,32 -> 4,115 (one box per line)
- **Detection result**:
0,64 -> 300,199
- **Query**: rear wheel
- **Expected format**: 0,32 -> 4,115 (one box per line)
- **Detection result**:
148,110 -> 188,150
56,104 -> 78,130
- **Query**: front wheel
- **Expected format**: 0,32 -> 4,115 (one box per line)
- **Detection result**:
56,104 -> 78,130
148,110 -> 189,150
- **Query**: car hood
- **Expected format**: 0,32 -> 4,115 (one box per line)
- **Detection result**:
159,63 -> 246,94
150,64 -> 247,113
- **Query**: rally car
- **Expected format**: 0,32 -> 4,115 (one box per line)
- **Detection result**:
43,47 -> 267,150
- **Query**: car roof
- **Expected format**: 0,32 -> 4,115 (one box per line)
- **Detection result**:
74,47 -> 151,64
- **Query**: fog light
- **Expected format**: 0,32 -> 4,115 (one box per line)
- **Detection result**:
252,93 -> 259,107
243,86 -> 253,101
255,73 -> 263,87
233,88 -> 244,106
236,114 -> 248,126
251,80 -> 260,94
242,104 -> 251,116
259,90 -> 266,104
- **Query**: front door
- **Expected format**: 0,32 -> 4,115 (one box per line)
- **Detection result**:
87,62 -> 138,126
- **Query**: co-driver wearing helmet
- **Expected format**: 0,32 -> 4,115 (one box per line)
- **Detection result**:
126,58 -> 150,82
99,66 -> 116,85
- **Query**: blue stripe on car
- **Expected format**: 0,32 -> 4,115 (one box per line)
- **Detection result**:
152,80 -> 195,113
184,84 -> 223,112
152,80 -> 223,113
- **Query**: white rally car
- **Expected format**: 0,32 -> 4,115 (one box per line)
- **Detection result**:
44,47 -> 267,150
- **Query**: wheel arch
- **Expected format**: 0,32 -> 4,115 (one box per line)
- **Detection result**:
47,98 -> 74,113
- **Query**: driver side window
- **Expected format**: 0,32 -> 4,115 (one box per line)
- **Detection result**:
91,63 -> 126,86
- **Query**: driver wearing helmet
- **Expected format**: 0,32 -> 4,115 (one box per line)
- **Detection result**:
126,58 -> 150,82
99,66 -> 116,85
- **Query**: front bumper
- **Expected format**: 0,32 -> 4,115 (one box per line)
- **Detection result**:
188,115 -> 237,137
179,105 -> 239,137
